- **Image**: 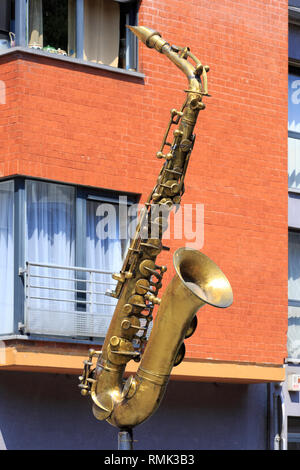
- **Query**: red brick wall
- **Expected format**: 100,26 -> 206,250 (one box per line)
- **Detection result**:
0,0 -> 288,366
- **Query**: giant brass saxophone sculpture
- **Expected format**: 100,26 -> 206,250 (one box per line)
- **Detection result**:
79,26 -> 233,430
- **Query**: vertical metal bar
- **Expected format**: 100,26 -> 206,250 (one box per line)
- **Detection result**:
24,262 -> 31,331
75,188 -> 87,313
89,270 -> 93,336
125,12 -> 130,70
281,388 -> 288,450
118,430 -> 133,450
15,0 -> 27,47
125,8 -> 138,71
76,0 -> 84,59
90,270 -> 93,315
14,179 -> 25,334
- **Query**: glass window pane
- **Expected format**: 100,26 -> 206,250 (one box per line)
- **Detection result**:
79,199 -> 126,337
289,24 -> 300,62
0,180 -> 14,335
289,73 -> 300,132
288,137 -> 300,189
84,0 -> 120,67
25,180 -> 76,336
289,231 -> 300,301
86,200 -> 123,317
288,417 -> 300,450
288,72 -> 300,189
26,180 -> 75,265
28,0 -> 75,56
288,231 -> 300,358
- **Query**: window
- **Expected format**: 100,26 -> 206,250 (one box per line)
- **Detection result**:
288,417 -> 300,450
25,0 -> 138,70
288,21 -> 300,359
288,69 -> 300,190
25,181 -> 77,336
0,177 -> 135,341
288,230 -> 300,359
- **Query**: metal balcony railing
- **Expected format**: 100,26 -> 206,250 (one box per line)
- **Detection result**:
23,261 -> 118,338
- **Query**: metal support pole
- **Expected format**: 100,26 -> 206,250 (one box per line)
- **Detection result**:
76,0 -> 84,59
118,429 -> 133,450
15,0 -> 27,47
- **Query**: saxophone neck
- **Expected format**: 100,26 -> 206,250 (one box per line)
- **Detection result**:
127,25 -> 209,95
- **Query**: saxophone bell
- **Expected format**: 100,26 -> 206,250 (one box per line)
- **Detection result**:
173,247 -> 233,310
100,247 -> 233,429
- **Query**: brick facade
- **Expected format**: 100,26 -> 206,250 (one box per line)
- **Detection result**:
0,0 -> 288,368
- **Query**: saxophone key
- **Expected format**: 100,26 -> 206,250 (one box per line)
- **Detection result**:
123,304 -> 133,314
139,259 -> 156,277
152,192 -> 162,202
159,197 -> 174,208
135,278 -> 151,294
171,108 -> 183,117
128,294 -> 147,310
112,272 -> 125,283
180,138 -> 193,152
121,318 -> 147,333
173,129 -> 183,137
160,180 -> 180,196
140,239 -> 163,257
156,151 -> 173,161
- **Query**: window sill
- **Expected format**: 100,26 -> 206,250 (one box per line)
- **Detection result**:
0,46 -> 145,80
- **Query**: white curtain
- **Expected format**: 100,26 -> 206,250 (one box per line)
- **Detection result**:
0,181 -> 14,335
28,0 -> 43,48
68,0 -> 76,57
84,0 -> 120,66
86,200 -> 122,318
25,181 -> 76,335
288,231 -> 300,359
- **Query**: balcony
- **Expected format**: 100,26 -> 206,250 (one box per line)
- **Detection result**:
22,261 -> 117,339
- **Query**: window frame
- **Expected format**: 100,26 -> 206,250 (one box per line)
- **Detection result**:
0,175 -> 138,345
13,0 -> 140,72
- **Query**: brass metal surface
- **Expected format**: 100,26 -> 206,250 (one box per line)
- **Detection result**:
79,26 -> 233,430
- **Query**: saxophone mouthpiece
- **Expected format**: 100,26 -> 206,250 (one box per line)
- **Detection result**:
126,25 -> 166,51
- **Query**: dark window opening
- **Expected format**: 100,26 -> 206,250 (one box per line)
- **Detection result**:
288,416 -> 300,450
42,0 -> 68,53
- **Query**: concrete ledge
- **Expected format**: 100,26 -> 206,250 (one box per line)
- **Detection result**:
0,46 -> 145,80
0,342 -> 285,383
